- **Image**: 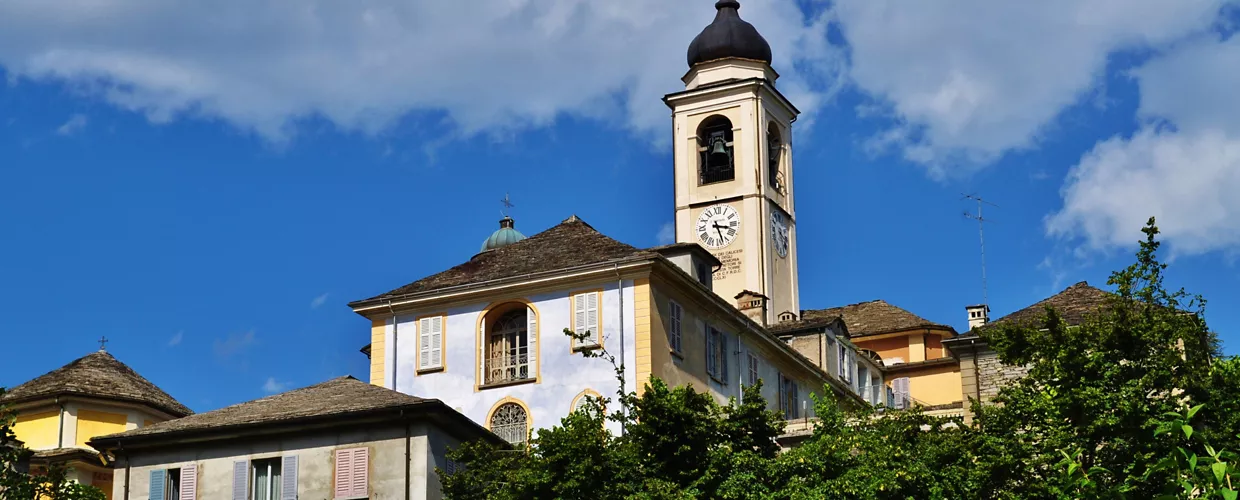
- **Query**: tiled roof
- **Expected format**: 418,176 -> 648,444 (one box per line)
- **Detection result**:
784,300 -> 954,337
92,377 -> 429,441
351,216 -> 653,306
767,313 -> 843,335
2,351 -> 191,417
991,281 -> 1111,327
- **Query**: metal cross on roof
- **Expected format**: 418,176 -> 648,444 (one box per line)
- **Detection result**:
500,193 -> 515,217
98,336 -> 109,352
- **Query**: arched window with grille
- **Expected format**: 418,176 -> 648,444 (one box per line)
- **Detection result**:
697,116 -> 734,185
489,402 -> 529,445
485,309 -> 530,385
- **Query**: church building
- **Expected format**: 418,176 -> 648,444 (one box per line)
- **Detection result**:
348,0 -> 884,445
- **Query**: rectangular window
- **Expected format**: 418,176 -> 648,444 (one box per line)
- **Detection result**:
165,468 -> 180,500
705,325 -> 727,383
837,344 -> 849,382
668,301 -> 683,354
573,292 -> 601,349
334,448 -> 369,499
251,458 -> 282,500
695,261 -> 712,286
746,353 -> 759,387
778,374 -> 798,419
859,366 -> 869,400
418,315 -> 445,372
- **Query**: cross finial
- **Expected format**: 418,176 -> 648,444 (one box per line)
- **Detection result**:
500,193 -> 515,217
98,336 -> 109,352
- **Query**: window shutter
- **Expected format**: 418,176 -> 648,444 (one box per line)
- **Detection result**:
351,448 -> 369,498
669,302 -> 682,352
573,293 -> 587,341
281,456 -> 298,500
430,316 -> 443,369
231,461 -> 248,500
149,469 -> 165,500
777,374 -> 786,414
586,292 -> 598,344
478,321 -> 486,383
418,318 -> 432,369
719,333 -> 729,383
334,450 -> 352,499
705,326 -> 716,377
526,306 -> 537,372
792,382 -> 800,418
180,464 -> 197,500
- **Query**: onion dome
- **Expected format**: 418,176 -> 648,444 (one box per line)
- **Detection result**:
686,0 -> 773,68
481,216 -> 527,252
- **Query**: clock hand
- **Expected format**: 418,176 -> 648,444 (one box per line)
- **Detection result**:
716,226 -> 724,242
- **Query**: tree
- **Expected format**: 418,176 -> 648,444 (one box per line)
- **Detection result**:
1,388 -> 106,500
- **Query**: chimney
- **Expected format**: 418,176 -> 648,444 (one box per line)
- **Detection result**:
735,290 -> 769,326
966,304 -> 990,330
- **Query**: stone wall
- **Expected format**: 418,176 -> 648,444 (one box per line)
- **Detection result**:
959,347 -> 1030,423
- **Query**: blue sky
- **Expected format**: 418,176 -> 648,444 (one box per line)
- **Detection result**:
2,0 -> 1239,412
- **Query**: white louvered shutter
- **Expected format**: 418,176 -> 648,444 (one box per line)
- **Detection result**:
430,316 -> 443,369
574,293 -> 587,345
419,317 -> 432,369
478,320 -> 487,384
180,464 -> 197,500
586,292 -> 598,345
231,461 -> 248,500
149,469 -> 165,500
334,449 -> 352,499
526,306 -> 537,373
281,455 -> 298,500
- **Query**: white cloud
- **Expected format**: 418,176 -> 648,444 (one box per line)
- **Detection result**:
55,113 -> 87,135
168,331 -> 183,347
0,0 -> 842,143
310,293 -> 329,309
1048,34 -> 1240,256
833,0 -> 1226,175
262,377 -> 289,394
656,222 -> 676,245
213,330 -> 257,359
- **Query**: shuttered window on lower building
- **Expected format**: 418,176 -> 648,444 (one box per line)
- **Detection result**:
334,447 -> 369,499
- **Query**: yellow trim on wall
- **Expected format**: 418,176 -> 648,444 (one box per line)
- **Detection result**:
475,299 -> 542,392
485,396 -> 534,445
633,278 -> 652,396
568,289 -> 605,353
414,312 -> 449,374
13,410 -> 59,450
370,318 -> 386,386
75,409 -> 127,447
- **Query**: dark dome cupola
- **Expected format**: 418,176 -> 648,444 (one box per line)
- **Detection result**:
686,0 -> 773,68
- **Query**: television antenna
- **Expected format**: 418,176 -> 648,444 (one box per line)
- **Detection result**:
962,194 -> 998,306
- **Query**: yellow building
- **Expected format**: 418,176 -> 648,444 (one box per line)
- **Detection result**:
788,300 -> 964,416
3,350 -> 191,499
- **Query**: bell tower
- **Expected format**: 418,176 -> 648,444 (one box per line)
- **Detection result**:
665,0 -> 800,325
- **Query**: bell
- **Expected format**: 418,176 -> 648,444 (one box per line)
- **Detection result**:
709,138 -> 729,158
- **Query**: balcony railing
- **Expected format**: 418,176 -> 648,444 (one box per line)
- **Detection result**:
485,348 -> 530,386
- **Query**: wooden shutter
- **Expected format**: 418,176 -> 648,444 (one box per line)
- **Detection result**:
430,316 -> 443,369
894,377 -> 910,409
777,374 -> 787,414
231,461 -> 248,500
418,317 -> 432,369
281,456 -> 298,500
334,449 -> 352,499
478,320 -> 487,384
705,326 -> 716,377
669,302 -> 682,352
180,464 -> 197,500
149,469 -> 165,500
719,333 -> 729,383
574,293 -> 587,341
526,306 -> 537,371
350,448 -> 369,498
585,292 -> 598,344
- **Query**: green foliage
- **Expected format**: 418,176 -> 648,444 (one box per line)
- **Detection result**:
0,388 -> 107,500
441,217 -> 1240,499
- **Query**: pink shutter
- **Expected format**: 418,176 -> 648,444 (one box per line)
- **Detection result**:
350,448 -> 369,498
334,449 -> 352,498
180,464 -> 197,500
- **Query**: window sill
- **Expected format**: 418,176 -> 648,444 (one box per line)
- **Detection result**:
573,343 -> 601,353
416,366 -> 444,375
669,349 -> 684,361
479,378 -> 536,391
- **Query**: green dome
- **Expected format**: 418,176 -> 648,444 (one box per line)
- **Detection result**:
481,217 -> 527,251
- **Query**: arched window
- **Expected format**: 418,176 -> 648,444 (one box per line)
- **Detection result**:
486,309 -> 529,385
697,116 -> 735,185
767,123 -> 783,191
571,389 -> 603,418
489,402 -> 529,445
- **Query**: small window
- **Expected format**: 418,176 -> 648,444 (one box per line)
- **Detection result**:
165,468 -> 181,500
333,448 -> 369,499
418,315 -> 445,372
572,292 -> 601,350
705,326 -> 727,383
859,366 -> 870,399
695,261 -> 712,286
668,301 -> 683,354
490,402 -> 529,446
251,458 -> 282,500
778,374 -> 799,419
837,344 -> 850,382
746,353 -> 759,387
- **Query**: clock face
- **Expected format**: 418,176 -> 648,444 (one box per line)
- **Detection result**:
771,210 -> 789,258
696,204 -> 740,249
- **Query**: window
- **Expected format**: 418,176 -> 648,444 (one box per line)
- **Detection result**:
697,116 -> 735,185
149,466 -> 196,500
251,458 -> 282,500
746,353 -> 759,387
571,390 -> 603,418
767,123 -> 783,191
778,374 -> 799,419
485,309 -> 531,385
859,366 -> 870,400
333,448 -> 368,499
490,402 -> 529,446
418,315 -> 444,372
705,326 -> 727,383
694,261 -> 712,286
837,344 -> 850,382
892,377 -> 911,409
668,301 -> 683,354
572,292 -> 600,349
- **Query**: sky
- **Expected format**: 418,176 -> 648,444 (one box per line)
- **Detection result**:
2,0 -> 1240,412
